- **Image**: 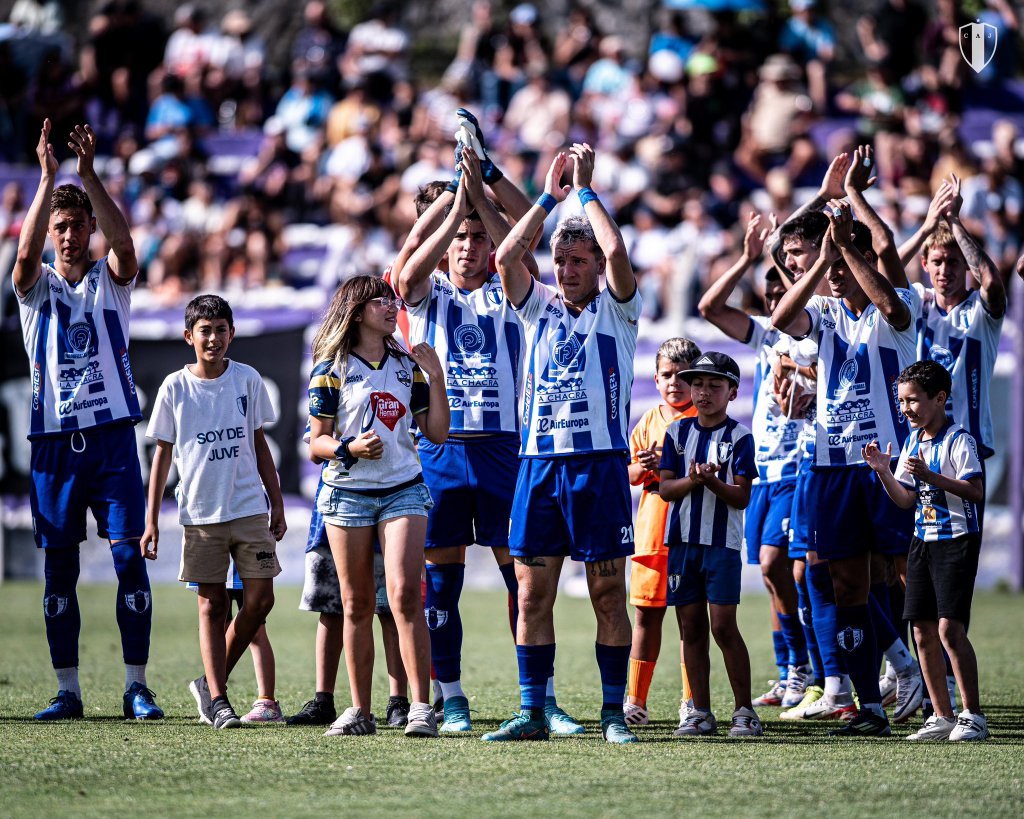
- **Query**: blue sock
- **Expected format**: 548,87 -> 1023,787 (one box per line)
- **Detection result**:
111,540 -> 152,665
835,603 -> 881,705
43,547 -> 82,669
807,561 -> 844,678
498,562 -> 519,638
777,612 -> 809,668
596,643 -> 630,712
772,630 -> 788,679
424,563 -> 465,683
796,577 -> 824,685
517,644 -> 555,713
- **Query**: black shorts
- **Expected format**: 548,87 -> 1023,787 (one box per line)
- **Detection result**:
903,534 -> 980,623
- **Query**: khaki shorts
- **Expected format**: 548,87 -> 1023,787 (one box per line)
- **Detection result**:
180,513 -> 281,584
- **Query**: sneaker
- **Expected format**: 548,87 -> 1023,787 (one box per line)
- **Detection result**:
949,710 -> 990,742
674,708 -> 717,737
800,693 -> 857,721
892,661 -> 925,723
781,664 -> 813,708
123,682 -> 164,721
879,661 -> 898,706
907,714 -> 957,741
780,685 -> 825,720
386,696 -> 410,727
623,701 -> 649,726
324,706 -> 376,736
752,679 -> 787,707
730,706 -> 764,737
189,676 -> 213,726
240,699 -> 285,724
481,711 -> 549,742
601,710 -> 639,744
405,702 -> 439,738
828,708 -> 891,737
440,695 -> 472,732
34,690 -> 84,721
286,697 -> 337,726
544,697 -> 585,735
212,701 -> 242,730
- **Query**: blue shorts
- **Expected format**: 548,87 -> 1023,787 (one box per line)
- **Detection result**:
30,421 -> 145,548
317,479 -> 433,529
744,479 -> 795,564
808,464 -> 914,560
509,452 -> 634,563
666,542 -> 742,606
419,433 -> 518,550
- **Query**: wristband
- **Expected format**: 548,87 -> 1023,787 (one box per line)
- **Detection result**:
577,186 -> 599,207
445,170 -> 462,194
482,160 -> 504,185
537,193 -> 557,214
335,436 -> 358,469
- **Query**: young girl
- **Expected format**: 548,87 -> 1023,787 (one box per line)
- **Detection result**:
307,276 -> 449,737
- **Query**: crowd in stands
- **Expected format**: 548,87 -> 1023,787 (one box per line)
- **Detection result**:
0,0 -> 1022,318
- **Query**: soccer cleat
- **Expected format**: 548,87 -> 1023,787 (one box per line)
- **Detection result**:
907,714 -> 957,741
286,698 -> 337,726
34,690 -> 84,721
324,706 -> 377,736
949,710 -> 990,742
800,693 -> 857,721
212,702 -> 242,730
780,685 -> 825,720
879,661 -> 898,706
481,711 -> 549,742
781,664 -> 814,708
404,702 -> 439,738
828,708 -> 891,737
440,695 -> 472,732
386,696 -> 410,727
674,708 -> 717,737
123,682 -> 164,721
892,661 -> 925,723
729,706 -> 764,737
623,701 -> 649,726
189,676 -> 213,726
544,697 -> 585,735
240,699 -> 285,724
601,710 -> 639,744
753,679 -> 787,707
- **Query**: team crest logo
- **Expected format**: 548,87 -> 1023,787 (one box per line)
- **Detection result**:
485,284 -> 504,306
361,391 -> 406,431
396,368 -> 411,387
65,322 -> 95,359
712,441 -> 733,466
960,21 -> 998,73
668,575 -> 681,594
425,607 -> 448,630
929,346 -> 954,370
838,359 -> 861,390
125,590 -> 151,614
237,395 -> 248,417
836,627 -> 863,652
43,595 -> 68,618
553,334 -> 583,368
452,323 -> 488,361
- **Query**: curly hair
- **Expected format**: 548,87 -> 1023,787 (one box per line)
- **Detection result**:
50,184 -> 93,216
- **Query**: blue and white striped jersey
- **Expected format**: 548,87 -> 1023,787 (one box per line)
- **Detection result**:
914,284 -> 1003,459
745,316 -> 802,483
803,288 -> 920,468
515,280 -> 640,457
660,416 -> 757,550
17,258 -> 142,438
894,421 -> 982,541
405,272 -> 524,434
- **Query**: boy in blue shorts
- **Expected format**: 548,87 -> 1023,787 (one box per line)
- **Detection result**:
864,361 -> 988,741
659,352 -> 762,737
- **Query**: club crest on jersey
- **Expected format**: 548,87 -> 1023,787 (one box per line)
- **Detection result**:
452,323 -> 491,363
362,391 -> 406,431
553,334 -> 583,369
929,346 -> 954,370
837,626 -> 863,652
960,21 -> 998,73
838,359 -> 861,390
396,368 -> 411,387
237,395 -> 248,417
65,322 -> 96,359
125,590 -> 151,614
425,607 -> 448,630
485,284 -> 504,306
668,575 -> 681,593
43,595 -> 68,618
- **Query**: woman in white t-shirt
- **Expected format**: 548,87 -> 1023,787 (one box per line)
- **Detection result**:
307,275 -> 448,738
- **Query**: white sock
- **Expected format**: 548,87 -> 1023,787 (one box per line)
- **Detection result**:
546,676 -> 555,699
125,664 -> 147,690
883,640 -> 914,674
824,675 -> 853,699
882,659 -> 896,680
863,702 -> 885,717
947,675 -> 958,709
432,679 -> 442,702
439,680 -> 465,700
55,667 -> 81,697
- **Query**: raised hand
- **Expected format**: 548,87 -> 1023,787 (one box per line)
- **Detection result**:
460,145 -> 485,205
544,151 -> 572,202
923,180 -> 956,232
67,124 -> 98,179
862,440 -> 892,472
569,142 -> 595,190
819,152 -> 851,201
37,119 -> 58,177
844,144 -> 877,193
825,198 -> 854,247
943,172 -> 963,220
742,211 -> 769,260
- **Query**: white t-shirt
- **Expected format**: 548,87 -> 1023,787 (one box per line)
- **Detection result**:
745,316 -> 802,483
146,360 -> 276,525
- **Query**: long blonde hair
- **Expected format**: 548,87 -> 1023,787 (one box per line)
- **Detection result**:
311,275 -> 407,370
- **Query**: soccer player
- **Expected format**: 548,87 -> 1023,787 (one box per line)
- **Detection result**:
15,120 -> 161,721
482,144 -> 640,744
771,199 -> 920,737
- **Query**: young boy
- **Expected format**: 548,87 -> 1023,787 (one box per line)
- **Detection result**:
659,352 -> 762,737
624,337 -> 701,727
863,361 -> 987,741
142,295 -> 287,729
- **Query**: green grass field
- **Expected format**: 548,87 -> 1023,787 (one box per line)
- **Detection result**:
0,584 -> 1022,818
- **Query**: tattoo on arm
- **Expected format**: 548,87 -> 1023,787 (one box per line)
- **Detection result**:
515,556 -> 546,567
588,561 -> 617,578
951,220 -> 985,270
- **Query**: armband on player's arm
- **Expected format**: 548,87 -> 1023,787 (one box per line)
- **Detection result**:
335,437 -> 358,469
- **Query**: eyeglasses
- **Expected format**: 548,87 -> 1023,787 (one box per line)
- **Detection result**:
367,296 -> 404,310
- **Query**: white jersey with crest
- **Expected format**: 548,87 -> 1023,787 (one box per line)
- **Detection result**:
405,272 -> 523,434
17,257 -> 142,438
913,284 -> 1003,459
745,316 -> 802,483
515,280 -> 640,457
802,287 -> 921,468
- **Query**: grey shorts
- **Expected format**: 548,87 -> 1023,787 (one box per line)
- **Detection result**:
298,544 -> 390,615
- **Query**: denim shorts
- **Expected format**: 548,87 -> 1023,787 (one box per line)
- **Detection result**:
317,480 -> 433,528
